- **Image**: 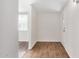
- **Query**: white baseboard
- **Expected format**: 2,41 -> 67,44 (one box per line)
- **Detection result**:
18,40 -> 29,42
28,41 -> 37,50
37,39 -> 60,42
61,42 -> 71,58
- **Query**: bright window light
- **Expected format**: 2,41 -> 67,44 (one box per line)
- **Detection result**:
18,14 -> 28,31
18,0 -> 30,31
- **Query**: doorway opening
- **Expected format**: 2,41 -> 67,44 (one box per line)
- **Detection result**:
18,13 -> 29,57
18,0 -> 29,57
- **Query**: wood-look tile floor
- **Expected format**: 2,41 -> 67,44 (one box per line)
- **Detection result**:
22,42 -> 69,58
18,42 -> 28,57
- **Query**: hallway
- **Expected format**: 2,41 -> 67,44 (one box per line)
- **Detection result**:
0,0 -> 79,58
19,42 -> 69,58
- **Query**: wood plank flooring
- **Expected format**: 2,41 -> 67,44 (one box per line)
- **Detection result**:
18,42 -> 28,57
21,42 -> 69,58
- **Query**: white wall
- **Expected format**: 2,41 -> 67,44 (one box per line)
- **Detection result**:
0,0 -> 18,58
19,31 -> 28,41
18,0 -> 37,42
33,0 -> 68,12
0,0 -> 3,56
62,0 -> 79,58
19,0 -> 32,12
37,12 -> 62,42
19,0 -> 37,12
28,6 -> 37,49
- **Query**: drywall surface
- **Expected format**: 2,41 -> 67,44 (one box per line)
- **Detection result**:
19,31 -> 28,41
28,6 -> 37,49
62,0 -> 79,57
37,12 -> 62,42
0,0 -> 3,56
33,0 -> 68,12
19,0 -> 37,12
0,0 -> 18,58
19,0 -> 30,12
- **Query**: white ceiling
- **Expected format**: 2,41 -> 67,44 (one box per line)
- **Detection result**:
32,0 -> 68,12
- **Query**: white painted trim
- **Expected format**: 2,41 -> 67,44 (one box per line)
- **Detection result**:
18,40 -> 28,42
28,6 -> 32,50
61,42 -> 71,58
37,39 -> 60,42
28,41 -> 37,49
